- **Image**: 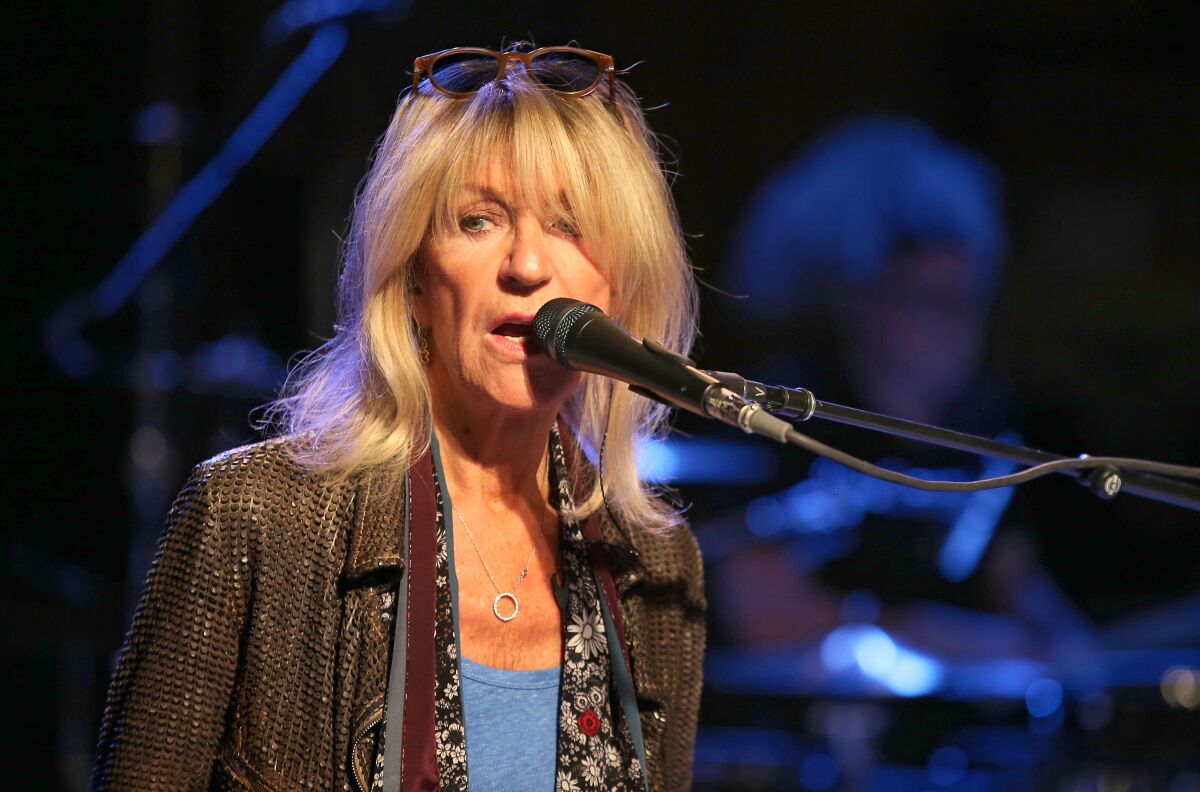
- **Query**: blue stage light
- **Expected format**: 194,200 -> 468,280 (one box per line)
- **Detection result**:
636,436 -> 776,484
745,495 -> 787,538
819,624 -> 944,697
1025,678 -> 1063,718
884,652 -> 943,697
854,628 -> 898,676
928,745 -> 969,786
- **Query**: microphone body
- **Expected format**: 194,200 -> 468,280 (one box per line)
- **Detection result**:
532,298 -> 792,442
534,299 -> 712,416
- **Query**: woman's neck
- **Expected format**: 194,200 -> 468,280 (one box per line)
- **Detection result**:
430,401 -> 556,511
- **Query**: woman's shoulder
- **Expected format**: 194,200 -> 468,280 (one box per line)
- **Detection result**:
607,516 -> 705,611
166,437 -> 362,574
190,435 -> 330,492
180,435 -> 355,526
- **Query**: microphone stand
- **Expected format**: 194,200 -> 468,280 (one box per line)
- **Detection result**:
707,372 -> 1200,513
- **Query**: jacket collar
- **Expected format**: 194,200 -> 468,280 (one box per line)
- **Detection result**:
343,460 -> 409,583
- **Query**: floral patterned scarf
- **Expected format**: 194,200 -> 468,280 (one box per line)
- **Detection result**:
388,426 -> 645,791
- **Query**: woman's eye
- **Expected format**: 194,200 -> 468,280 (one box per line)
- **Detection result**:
460,215 -> 494,234
553,218 -> 581,238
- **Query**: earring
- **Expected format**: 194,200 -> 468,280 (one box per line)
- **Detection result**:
418,328 -> 431,365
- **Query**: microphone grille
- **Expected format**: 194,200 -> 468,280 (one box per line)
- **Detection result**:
532,298 -> 602,368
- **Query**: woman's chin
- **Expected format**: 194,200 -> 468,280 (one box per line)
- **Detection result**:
485,385 -> 572,418
486,369 -> 582,416
430,356 -> 582,421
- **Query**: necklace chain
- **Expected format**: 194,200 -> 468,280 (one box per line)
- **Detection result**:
456,504 -> 551,622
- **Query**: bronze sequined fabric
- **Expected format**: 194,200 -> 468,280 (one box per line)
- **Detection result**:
91,436 -> 706,791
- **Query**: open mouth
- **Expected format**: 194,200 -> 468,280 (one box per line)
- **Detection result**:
491,322 -> 534,344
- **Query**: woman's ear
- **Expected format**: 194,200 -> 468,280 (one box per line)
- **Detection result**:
408,254 -> 429,325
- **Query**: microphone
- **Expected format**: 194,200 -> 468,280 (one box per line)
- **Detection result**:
532,298 -> 792,442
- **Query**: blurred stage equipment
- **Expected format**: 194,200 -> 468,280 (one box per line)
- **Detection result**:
40,0 -> 412,659
45,0 -> 411,379
695,595 -> 1200,790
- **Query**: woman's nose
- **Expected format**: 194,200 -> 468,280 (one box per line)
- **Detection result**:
501,218 -> 553,290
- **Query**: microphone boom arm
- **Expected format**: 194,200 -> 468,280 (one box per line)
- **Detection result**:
531,298 -> 1200,510
708,370 -> 1200,511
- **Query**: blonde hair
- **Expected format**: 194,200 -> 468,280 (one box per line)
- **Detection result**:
267,55 -> 698,533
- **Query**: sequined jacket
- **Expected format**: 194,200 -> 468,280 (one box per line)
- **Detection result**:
91,437 -> 706,792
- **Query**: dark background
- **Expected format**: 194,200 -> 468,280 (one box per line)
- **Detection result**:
5,1 -> 1199,789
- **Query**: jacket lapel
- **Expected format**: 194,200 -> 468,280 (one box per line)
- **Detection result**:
339,460 -> 409,792
343,463 -> 408,584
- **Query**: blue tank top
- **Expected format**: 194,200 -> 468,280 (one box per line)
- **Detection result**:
460,655 -> 561,791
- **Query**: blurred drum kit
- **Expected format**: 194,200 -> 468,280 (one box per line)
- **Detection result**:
691,510 -> 1200,791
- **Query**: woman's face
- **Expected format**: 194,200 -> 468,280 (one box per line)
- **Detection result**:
412,160 -> 613,418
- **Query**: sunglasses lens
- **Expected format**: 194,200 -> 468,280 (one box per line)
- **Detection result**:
529,50 -> 603,93
428,51 -> 502,94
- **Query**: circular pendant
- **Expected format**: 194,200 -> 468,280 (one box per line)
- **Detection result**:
493,592 -> 519,622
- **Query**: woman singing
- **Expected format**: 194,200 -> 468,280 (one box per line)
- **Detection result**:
92,44 -> 705,792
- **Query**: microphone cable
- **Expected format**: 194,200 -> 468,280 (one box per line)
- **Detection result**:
780,428 -> 1200,493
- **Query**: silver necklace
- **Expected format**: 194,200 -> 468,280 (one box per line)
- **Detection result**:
456,506 -> 549,622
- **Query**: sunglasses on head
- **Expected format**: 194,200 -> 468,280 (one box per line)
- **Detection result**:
412,46 -> 616,100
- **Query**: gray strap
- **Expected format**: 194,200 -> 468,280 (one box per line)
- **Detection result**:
595,570 -> 650,792
381,474 -> 409,791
